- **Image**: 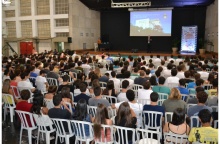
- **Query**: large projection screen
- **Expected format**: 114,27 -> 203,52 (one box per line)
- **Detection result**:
130,10 -> 172,36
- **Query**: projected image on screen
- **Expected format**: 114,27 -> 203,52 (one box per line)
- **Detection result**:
130,10 -> 172,36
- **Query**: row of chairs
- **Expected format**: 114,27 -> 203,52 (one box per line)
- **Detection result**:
15,110 -> 191,144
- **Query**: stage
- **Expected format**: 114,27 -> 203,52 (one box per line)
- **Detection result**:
76,49 -> 217,58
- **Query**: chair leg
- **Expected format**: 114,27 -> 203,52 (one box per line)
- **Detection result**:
19,128 -> 23,144
28,130 -> 32,144
36,129 -> 40,144
46,133 -> 50,144
65,136 -> 69,144
9,108 -> 14,123
4,107 -> 7,122
55,135 -> 58,144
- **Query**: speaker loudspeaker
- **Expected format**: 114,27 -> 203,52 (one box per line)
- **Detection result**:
68,37 -> 72,43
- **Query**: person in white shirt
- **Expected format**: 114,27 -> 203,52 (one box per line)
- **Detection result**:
153,55 -> 161,63
175,55 -> 183,65
109,71 -> 120,92
168,55 -> 175,62
198,65 -> 210,80
18,71 -> 36,92
35,70 -> 49,93
81,59 -> 91,69
176,65 -> 185,79
138,81 -> 153,104
164,69 -> 180,87
113,89 -> 143,128
122,71 -> 134,89
162,63 -> 173,78
117,80 -> 129,102
3,69 -> 10,82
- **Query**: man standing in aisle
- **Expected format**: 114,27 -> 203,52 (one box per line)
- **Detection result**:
147,35 -> 152,53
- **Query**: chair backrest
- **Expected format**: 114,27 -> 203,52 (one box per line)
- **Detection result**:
10,86 -> 21,99
88,105 -> 97,117
181,94 -> 189,101
211,106 -> 218,112
33,114 -> 54,131
190,116 -> 201,129
165,112 -> 173,123
132,84 -> 143,97
51,118 -> 73,137
46,78 -> 58,87
15,110 -> 37,128
136,128 -> 160,144
102,95 -> 117,104
63,102 -> 73,114
113,125 -> 136,144
2,93 -> 16,108
99,82 -> 107,87
203,84 -> 213,90
214,120 -> 218,129
107,107 -> 117,119
157,99 -> 165,106
70,120 -> 93,140
72,72 -> 77,79
143,111 -> 163,131
44,98 -> 55,109
164,132 -> 188,144
137,99 -> 150,106
17,86 -> 32,93
158,92 -> 169,100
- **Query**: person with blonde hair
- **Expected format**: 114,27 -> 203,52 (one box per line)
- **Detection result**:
162,88 -> 186,112
94,67 -> 102,78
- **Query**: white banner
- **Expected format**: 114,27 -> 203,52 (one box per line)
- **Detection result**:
180,26 -> 198,53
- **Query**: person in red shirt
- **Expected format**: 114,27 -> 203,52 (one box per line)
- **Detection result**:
16,90 -> 33,126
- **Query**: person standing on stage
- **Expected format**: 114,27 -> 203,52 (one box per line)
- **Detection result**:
147,35 -> 152,53
98,37 -> 102,51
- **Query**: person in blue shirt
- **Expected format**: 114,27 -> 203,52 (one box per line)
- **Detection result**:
177,79 -> 189,95
106,53 -> 113,63
187,73 -> 201,89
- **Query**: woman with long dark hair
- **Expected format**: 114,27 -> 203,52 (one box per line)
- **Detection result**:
114,102 -> 136,144
31,95 -> 48,115
102,80 -> 117,98
93,103 -> 112,142
73,99 -> 91,136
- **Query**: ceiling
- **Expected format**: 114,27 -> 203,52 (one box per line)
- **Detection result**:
79,0 -> 215,11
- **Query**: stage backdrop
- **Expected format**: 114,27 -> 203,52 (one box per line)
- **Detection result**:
100,7 -> 206,52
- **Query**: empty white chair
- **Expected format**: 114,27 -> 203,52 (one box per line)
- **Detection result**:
164,132 -> 188,144
70,120 -> 94,144
44,99 -> 54,109
88,105 -> 97,117
15,110 -> 38,144
46,78 -> 58,87
51,118 -> 74,144
158,93 -> 169,100
113,125 -> 136,144
3,93 -> 16,122
94,43 -> 98,51
102,95 -> 117,104
165,112 -> 173,123
136,128 -> 160,144
33,114 -> 55,144
10,86 -> 21,99
190,116 -> 201,129
143,111 -> 163,132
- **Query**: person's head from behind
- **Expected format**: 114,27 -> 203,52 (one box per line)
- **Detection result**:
31,95 -> 44,115
94,86 -> 101,97
61,87 -> 71,99
143,81 -> 151,90
53,94 -> 62,106
139,70 -> 146,77
158,76 -> 166,85
195,86 -> 205,93
179,79 -> 186,87
171,108 -> 185,125
184,71 -> 191,78
62,75 -> 70,82
92,79 -> 100,88
126,89 -> 135,102
198,109 -> 212,124
150,92 -> 159,102
111,71 -> 116,78
169,88 -> 181,100
94,103 -> 109,138
122,80 -> 129,89
149,76 -> 157,86
79,83 -> 87,93
212,78 -> 218,88
73,99 -> 88,120
2,79 -> 10,93
20,89 -> 31,100
117,102 -> 132,126
194,73 -> 201,81
171,69 -> 177,76
155,70 -> 161,78
39,70 -> 46,76
196,79 -> 204,87
197,91 -> 208,104
124,71 -> 131,78
107,80 -> 114,90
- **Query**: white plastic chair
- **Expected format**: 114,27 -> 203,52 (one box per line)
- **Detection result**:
167,83 -> 178,89
17,86 -> 33,95
188,88 -> 196,94
165,112 -> 173,123
113,125 -> 136,144
157,99 -> 165,106
99,82 -> 107,87
143,111 -> 163,132
164,132 -> 188,144
63,102 -> 73,115
51,118 -> 74,144
33,114 -> 56,144
136,128 -> 160,144
132,84 -> 143,97
46,78 -> 58,87
3,93 -> 16,122
70,120 -> 94,144
94,43 -> 98,52
88,105 -> 97,117
137,99 -> 150,106
94,124 -> 114,144
107,107 -> 117,119
181,94 -> 189,101
44,98 -> 54,109
158,92 -> 169,100
15,110 -> 38,144
190,116 -> 201,129
10,85 -> 21,99
102,95 -> 117,104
